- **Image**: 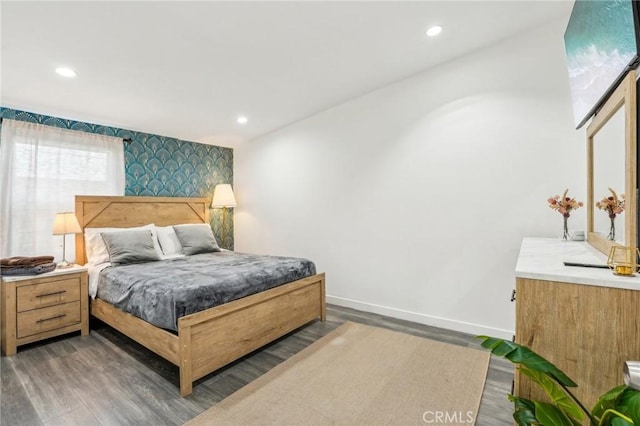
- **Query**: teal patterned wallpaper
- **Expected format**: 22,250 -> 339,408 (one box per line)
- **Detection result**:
0,107 -> 235,249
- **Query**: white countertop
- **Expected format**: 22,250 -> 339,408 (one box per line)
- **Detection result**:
515,237 -> 640,290
1,264 -> 87,282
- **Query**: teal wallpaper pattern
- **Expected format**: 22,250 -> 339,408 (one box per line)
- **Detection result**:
0,107 -> 235,249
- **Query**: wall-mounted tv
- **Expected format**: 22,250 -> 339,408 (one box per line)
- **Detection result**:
564,0 -> 640,129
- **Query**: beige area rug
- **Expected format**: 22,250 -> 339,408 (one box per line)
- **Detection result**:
186,322 -> 490,426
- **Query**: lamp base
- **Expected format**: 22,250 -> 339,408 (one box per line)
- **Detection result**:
56,260 -> 74,269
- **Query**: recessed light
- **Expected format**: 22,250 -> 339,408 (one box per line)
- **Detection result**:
237,116 -> 248,125
426,25 -> 442,37
55,67 -> 77,77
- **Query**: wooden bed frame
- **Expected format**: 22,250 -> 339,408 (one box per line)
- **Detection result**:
75,195 -> 326,396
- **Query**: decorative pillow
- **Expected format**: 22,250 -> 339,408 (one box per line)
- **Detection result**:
84,224 -> 162,265
101,230 -> 161,266
173,224 -> 221,255
156,225 -> 183,255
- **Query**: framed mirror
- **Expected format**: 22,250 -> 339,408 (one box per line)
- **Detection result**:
587,70 -> 637,256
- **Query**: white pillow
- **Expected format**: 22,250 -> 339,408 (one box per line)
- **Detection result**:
84,224 -> 162,265
156,225 -> 183,255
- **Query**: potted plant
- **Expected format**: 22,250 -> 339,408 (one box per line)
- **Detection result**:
478,336 -> 640,425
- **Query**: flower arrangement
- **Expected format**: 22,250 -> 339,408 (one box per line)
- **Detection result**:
596,187 -> 625,241
548,189 -> 583,240
547,189 -> 584,217
596,188 -> 625,218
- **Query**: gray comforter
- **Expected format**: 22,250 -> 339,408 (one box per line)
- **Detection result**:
96,251 -> 316,331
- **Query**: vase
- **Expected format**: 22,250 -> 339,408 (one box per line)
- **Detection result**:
562,216 -> 570,240
608,216 -> 616,241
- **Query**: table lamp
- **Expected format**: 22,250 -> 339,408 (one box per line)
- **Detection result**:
211,184 -> 237,248
52,212 -> 82,268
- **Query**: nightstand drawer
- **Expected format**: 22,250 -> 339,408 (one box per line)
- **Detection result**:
16,301 -> 81,338
16,278 -> 80,312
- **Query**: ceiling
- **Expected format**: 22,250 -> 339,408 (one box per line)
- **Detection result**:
1,1 -> 573,148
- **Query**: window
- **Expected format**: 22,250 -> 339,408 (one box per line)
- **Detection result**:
0,119 -> 125,262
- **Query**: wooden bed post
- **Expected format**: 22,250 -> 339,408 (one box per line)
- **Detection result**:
179,325 -> 193,397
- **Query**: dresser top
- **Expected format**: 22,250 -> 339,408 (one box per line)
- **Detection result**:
1,264 -> 87,283
515,237 -> 640,290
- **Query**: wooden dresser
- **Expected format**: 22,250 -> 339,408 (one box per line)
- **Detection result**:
514,238 -> 640,409
1,265 -> 88,355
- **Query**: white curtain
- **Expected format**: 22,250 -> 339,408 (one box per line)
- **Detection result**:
0,119 -> 125,262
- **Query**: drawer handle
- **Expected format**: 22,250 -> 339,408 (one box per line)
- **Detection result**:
36,314 -> 66,323
36,290 -> 67,298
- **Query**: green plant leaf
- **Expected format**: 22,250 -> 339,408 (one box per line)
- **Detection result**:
513,410 -> 539,425
592,385 -> 629,420
617,388 -> 640,424
534,401 -> 576,426
509,395 -> 539,425
611,418 -> 634,426
519,366 -> 584,421
477,336 -> 577,387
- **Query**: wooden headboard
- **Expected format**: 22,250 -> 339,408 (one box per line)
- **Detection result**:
74,196 -> 210,265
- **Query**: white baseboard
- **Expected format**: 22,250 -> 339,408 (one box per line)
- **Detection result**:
326,295 -> 514,340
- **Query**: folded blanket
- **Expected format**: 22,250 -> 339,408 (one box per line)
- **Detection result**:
1,262 -> 57,276
1,256 -> 55,267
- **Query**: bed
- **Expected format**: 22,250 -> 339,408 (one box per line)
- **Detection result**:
75,195 -> 326,397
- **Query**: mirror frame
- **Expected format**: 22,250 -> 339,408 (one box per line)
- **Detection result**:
587,70 -> 637,256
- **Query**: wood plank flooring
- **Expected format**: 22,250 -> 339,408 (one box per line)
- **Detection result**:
1,305 -> 514,425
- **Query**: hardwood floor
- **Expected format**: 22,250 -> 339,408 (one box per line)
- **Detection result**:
1,304 -> 513,425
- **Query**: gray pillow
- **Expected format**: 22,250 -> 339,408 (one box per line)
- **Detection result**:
101,230 -> 161,266
173,224 -> 221,255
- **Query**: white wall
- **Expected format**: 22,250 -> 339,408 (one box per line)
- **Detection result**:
235,19 -> 585,338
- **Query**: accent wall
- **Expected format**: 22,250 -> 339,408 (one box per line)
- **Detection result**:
0,107 -> 234,249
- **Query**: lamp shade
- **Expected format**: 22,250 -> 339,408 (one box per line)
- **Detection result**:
52,212 -> 82,235
212,184 -> 237,208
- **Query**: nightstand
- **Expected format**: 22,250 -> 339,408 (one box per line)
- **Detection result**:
1,265 -> 88,356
